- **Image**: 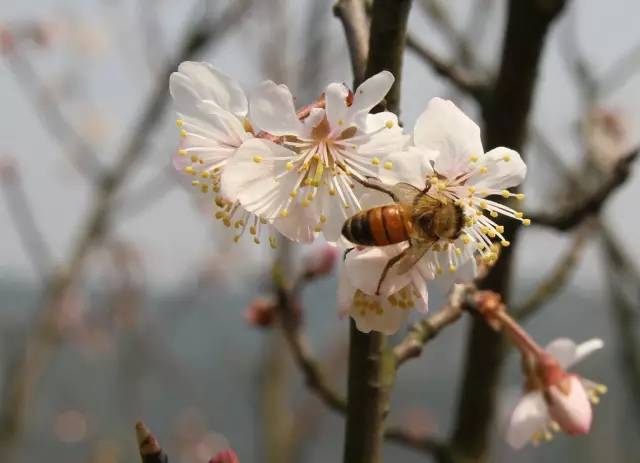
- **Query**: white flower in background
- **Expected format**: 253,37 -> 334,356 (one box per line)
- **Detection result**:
375,97 -> 529,275
170,61 -> 277,247
338,246 -> 430,335
507,337 -> 606,449
222,71 -> 408,243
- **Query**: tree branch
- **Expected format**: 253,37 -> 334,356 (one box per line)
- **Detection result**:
528,148 -> 638,230
405,33 -> 491,102
333,0 -> 370,85
394,284 -> 471,366
513,221 -> 595,320
135,421 -> 169,463
385,426 -> 452,462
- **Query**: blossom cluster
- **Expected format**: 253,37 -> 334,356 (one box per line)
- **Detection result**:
170,61 -> 529,333
169,62 -> 606,450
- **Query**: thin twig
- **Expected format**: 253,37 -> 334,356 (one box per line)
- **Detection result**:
385,426 -> 451,462
513,222 -> 595,320
528,148 -> 638,230
394,284 -> 471,366
405,34 -> 490,101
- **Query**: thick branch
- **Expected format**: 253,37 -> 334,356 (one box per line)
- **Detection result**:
394,284 -> 470,366
365,0 -> 413,112
528,148 -> 638,230
405,34 -> 491,102
451,1 -> 566,461
333,0 -> 370,84
513,222 -> 595,320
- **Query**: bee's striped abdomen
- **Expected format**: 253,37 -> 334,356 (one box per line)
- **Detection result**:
342,205 -> 410,246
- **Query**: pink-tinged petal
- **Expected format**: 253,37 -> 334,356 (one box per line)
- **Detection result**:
349,71 -> 394,118
413,98 -> 483,178
325,83 -> 349,129
506,391 -> 548,449
344,245 -> 413,297
170,62 -> 247,117
302,107 -> 326,134
221,138 -> 298,219
469,148 -> 526,192
378,147 -> 435,189
546,375 -> 592,435
249,81 -> 305,136
210,448 -> 240,463
544,338 -> 603,370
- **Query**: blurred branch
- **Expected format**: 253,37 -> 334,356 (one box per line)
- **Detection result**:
513,221 -> 595,320
0,159 -> 54,280
0,2 -> 252,457
333,0 -> 370,85
597,40 -> 640,98
450,1 -> 567,460
135,421 -> 169,463
405,34 -> 491,103
528,148 -> 638,230
5,53 -> 103,179
385,427 -> 451,462
394,284 -> 470,366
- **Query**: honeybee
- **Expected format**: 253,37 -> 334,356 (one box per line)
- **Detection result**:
342,181 -> 464,295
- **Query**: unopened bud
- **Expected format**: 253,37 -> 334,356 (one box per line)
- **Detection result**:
210,448 -> 240,463
244,298 -> 276,328
304,245 -> 338,278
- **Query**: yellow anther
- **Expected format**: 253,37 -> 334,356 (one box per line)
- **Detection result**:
470,154 -> 479,162
289,190 -> 298,198
306,191 -> 314,201
501,190 -> 510,198
515,212 -> 524,219
176,119 -> 184,127
260,217 -> 268,224
490,211 -> 498,218
190,154 -> 199,163
371,157 -> 381,166
487,230 -> 496,238
183,166 -> 196,175
501,240 -> 510,247
223,218 -> 231,227
462,235 -> 472,244
479,166 -> 488,174
523,218 -> 531,226
178,149 -> 188,157
252,155 -> 263,163
385,120 -> 394,129
302,199 -> 311,208
468,186 -> 476,194
496,225 -> 505,233
314,225 -> 322,232
455,248 -> 462,256
286,161 -> 294,171
436,267 -> 443,275
502,154 -> 511,162
480,200 -> 488,209
329,188 -> 336,196
595,384 -> 608,394
280,209 -> 289,218
215,196 -> 225,208
320,214 -> 327,223
200,171 -> 210,179
191,180 -> 200,187
180,129 -> 188,138
249,226 -> 257,235
200,184 -> 209,193
516,193 -> 525,200
214,211 -> 224,219
269,236 -> 278,249
337,119 -> 344,126
233,235 -> 240,243
383,161 -> 393,170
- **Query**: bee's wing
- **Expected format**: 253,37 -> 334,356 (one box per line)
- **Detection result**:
394,238 -> 436,275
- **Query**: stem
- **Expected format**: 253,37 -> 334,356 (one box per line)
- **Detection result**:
494,311 -> 545,358
343,322 -> 395,463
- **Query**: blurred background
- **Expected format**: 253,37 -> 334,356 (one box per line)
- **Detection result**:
1,0 -> 639,462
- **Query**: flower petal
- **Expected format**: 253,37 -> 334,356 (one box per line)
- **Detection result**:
349,71 -> 394,118
506,391 -> 548,449
378,147 -> 435,189
344,245 -> 412,297
349,294 -> 411,335
249,81 -> 305,136
325,83 -> 349,129
470,148 -> 526,191
170,62 -> 247,117
221,138 -> 297,219
272,200 -> 318,243
546,375 -> 592,435
544,337 -> 603,370
414,98 -> 483,178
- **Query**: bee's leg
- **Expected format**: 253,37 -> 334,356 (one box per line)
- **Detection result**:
353,176 -> 399,202
375,248 -> 408,296
343,247 -> 355,261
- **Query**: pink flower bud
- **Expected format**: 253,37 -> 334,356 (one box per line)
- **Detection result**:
304,245 -> 338,277
545,374 -> 592,435
209,448 -> 240,463
244,298 -> 276,327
